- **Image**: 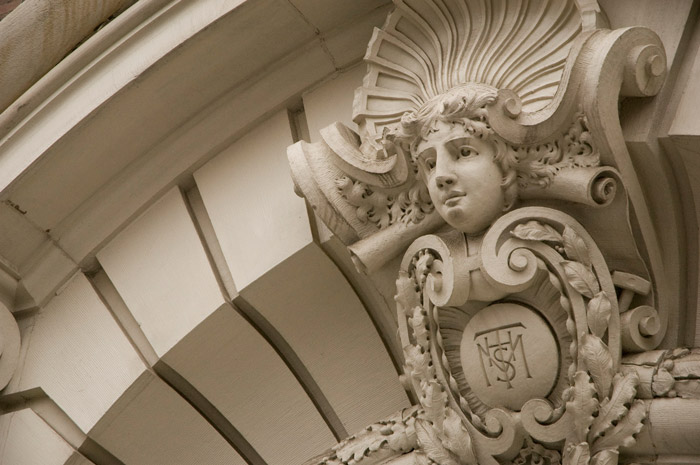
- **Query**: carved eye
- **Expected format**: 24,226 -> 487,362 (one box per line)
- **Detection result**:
424,158 -> 436,171
459,146 -> 478,158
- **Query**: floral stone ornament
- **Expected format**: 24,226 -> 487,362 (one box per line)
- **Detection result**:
288,0 -> 698,464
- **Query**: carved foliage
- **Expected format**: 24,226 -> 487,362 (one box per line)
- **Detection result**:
310,407 -> 420,465
514,437 -> 562,465
290,0 -> 676,463
336,175 -> 434,229
397,258 -> 479,465
337,113 -> 599,233
391,208 -> 647,464
511,216 -> 646,465
514,114 -> 600,191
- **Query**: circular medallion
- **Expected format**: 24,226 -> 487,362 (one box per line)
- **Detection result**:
460,302 -> 558,411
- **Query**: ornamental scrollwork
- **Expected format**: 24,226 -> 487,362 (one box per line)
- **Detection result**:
394,208 -> 649,465
289,1 -> 699,464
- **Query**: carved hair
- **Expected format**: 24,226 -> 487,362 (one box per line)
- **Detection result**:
389,83 -> 519,211
399,83 -> 499,142
384,83 -> 600,215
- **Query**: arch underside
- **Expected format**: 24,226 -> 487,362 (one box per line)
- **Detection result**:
0,0 -> 698,464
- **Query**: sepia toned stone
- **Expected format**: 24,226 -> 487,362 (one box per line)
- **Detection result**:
289,0 -> 700,464
0,0 -> 698,463
460,303 -> 559,411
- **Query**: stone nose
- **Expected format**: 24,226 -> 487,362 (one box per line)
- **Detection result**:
433,145 -> 456,189
435,174 -> 455,189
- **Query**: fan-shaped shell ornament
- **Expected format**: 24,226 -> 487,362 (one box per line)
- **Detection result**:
354,0 -> 594,144
289,0 -> 620,274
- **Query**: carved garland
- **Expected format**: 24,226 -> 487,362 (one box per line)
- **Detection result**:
309,407 -> 421,465
510,217 -> 645,465
396,208 -> 646,465
288,0 -> 687,464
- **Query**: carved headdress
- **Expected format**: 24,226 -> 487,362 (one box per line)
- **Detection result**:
290,2 -> 691,465
289,0 -> 633,273
355,0 -> 591,143
289,0 -> 669,351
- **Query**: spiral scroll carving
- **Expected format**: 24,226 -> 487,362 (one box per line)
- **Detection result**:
393,206 -> 652,464
621,305 -> 662,352
621,42 -> 667,97
291,1 -> 677,464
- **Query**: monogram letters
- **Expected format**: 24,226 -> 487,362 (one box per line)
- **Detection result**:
475,322 -> 532,389
288,1 -> 699,464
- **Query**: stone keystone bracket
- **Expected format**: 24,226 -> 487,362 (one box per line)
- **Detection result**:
288,0 -> 700,464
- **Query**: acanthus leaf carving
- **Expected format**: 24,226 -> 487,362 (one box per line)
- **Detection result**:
288,0 -> 691,464
514,437 -> 562,465
588,373 -> 640,443
422,381 -> 448,431
336,175 -> 434,230
588,400 -> 646,455
562,261 -> 600,299
405,344 -> 431,385
409,304 -> 430,351
415,418 -> 463,465
562,371 -> 646,464
442,409 -> 478,465
310,407 -> 420,465
580,334 -> 614,400
567,371 -> 598,445
511,221 -> 563,243
589,449 -> 618,465
396,271 -> 421,312
563,442 -> 591,465
587,292 -> 612,339
563,225 -> 592,267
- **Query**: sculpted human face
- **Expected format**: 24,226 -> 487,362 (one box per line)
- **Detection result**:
416,121 -> 505,234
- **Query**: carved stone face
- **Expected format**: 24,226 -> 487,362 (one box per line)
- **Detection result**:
416,121 -> 505,234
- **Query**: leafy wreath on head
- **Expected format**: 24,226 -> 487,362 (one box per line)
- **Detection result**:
378,83 -> 599,225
